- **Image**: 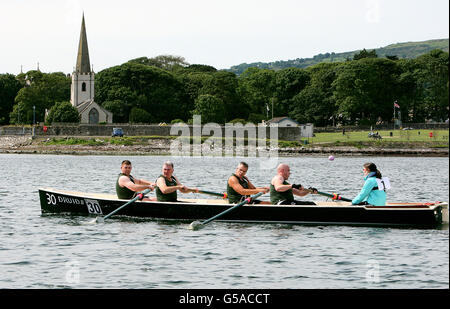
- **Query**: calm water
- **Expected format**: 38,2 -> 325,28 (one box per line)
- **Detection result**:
0,154 -> 448,289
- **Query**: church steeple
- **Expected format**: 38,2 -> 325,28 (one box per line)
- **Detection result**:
75,13 -> 91,73
71,13 -> 94,108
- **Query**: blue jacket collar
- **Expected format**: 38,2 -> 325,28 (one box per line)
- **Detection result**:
364,171 -> 377,180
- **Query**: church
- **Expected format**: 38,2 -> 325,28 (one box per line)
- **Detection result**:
71,14 -> 113,124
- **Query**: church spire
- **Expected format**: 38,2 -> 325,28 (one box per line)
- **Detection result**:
75,13 -> 91,73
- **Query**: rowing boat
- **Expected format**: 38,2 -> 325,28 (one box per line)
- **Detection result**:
38,187 -> 449,228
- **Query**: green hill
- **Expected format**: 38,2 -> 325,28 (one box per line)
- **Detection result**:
227,38 -> 449,75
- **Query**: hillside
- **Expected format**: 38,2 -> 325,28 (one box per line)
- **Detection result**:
226,38 -> 449,75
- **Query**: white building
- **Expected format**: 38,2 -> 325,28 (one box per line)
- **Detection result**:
71,14 -> 112,124
266,117 -> 314,138
266,117 -> 299,127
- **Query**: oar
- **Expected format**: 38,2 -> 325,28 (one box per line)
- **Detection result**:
88,189 -> 151,224
197,190 -> 228,199
189,192 -> 264,230
309,189 -> 352,202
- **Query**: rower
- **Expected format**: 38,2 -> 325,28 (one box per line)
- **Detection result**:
155,161 -> 199,202
227,162 -> 270,204
270,163 -> 317,205
116,160 -> 156,201
351,162 -> 387,206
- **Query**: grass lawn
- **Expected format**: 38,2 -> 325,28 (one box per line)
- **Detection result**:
308,129 -> 449,145
38,129 -> 449,149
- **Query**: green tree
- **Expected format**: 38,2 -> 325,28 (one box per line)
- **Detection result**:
200,71 -> 240,121
128,55 -> 189,71
102,99 -> 129,123
192,94 -> 226,123
237,68 -> 276,119
414,49 -> 449,121
353,49 -> 378,60
176,70 -> 241,122
46,101 -> 80,124
332,58 -> 400,124
95,62 -> 191,123
129,107 -> 153,123
0,74 -> 22,124
273,68 -> 310,116
10,71 -> 70,124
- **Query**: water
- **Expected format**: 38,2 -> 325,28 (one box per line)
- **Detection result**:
0,154 -> 448,289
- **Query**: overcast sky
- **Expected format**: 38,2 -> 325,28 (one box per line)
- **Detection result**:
1,0 -> 448,75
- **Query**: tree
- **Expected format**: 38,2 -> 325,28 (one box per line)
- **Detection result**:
95,62 -> 191,123
353,49 -> 378,60
10,71 -> 70,124
237,68 -> 276,119
414,50 -> 449,121
0,74 -> 22,124
199,71 -> 241,121
192,94 -> 226,124
273,68 -> 310,116
129,107 -> 153,123
332,58 -> 400,124
102,99 -> 129,123
128,55 -> 189,71
46,101 -> 80,124
182,64 -> 217,73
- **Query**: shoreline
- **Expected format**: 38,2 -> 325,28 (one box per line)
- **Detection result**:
0,135 -> 448,157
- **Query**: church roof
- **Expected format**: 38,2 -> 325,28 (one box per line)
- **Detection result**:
77,100 -> 113,117
75,14 -> 91,74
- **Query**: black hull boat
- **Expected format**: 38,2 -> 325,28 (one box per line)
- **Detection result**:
39,188 -> 449,228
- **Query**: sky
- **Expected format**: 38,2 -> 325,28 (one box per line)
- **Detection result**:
1,0 -> 448,75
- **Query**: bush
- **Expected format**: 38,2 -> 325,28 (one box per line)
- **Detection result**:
46,101 -> 80,124
228,118 -> 247,124
171,119 -> 185,124
129,107 -> 153,124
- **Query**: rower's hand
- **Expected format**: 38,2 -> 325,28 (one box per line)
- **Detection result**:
259,187 -> 269,194
308,187 -> 318,194
292,184 -> 302,190
148,184 -> 155,191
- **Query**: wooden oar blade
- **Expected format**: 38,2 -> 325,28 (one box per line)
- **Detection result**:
188,220 -> 204,231
82,216 -> 103,225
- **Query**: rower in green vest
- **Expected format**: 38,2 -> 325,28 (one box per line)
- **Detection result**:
116,160 -> 156,201
227,162 -> 270,204
270,163 -> 317,205
155,161 -> 199,202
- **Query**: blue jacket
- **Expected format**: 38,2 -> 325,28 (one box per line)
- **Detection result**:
352,173 -> 387,206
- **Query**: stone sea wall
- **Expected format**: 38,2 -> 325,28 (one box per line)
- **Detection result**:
0,124 -> 304,141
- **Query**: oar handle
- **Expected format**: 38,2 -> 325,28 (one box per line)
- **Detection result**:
201,191 -> 264,226
198,190 -> 228,199
315,190 -> 352,202
103,188 -> 151,220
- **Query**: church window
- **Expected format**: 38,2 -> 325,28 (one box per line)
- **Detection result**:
82,82 -> 86,92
